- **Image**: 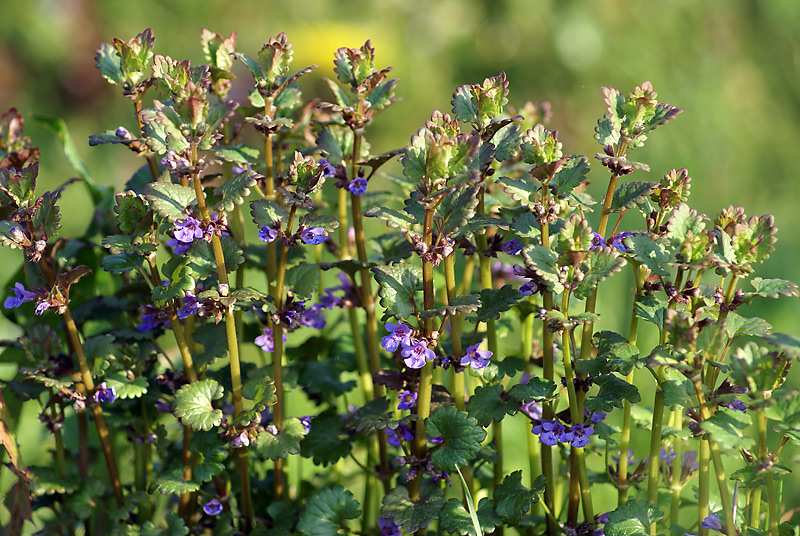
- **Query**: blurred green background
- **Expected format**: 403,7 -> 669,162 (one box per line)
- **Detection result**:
1,0 -> 799,527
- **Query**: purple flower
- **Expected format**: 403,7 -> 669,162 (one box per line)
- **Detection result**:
701,513 -> 723,532
385,424 -> 414,447
203,498 -> 223,516
137,312 -> 167,332
586,409 -> 606,423
401,341 -> 434,369
378,516 -> 402,536
521,400 -> 542,420
398,390 -> 417,410
254,328 -> 288,352
177,291 -> 198,320
348,177 -> 367,195
319,158 -> 337,178
723,399 -> 747,413
533,420 -> 566,446
231,432 -> 250,448
161,150 -> 191,171
519,280 -> 538,296
93,382 -> 117,404
660,448 -> 677,465
4,282 -> 37,309
115,126 -> 133,140
610,232 -> 631,252
500,238 -> 523,255
299,416 -> 313,433
590,233 -> 607,250
300,304 -> 327,329
568,424 -> 594,447
460,342 -> 492,370
174,216 -> 204,242
167,238 -> 191,255
301,226 -> 327,245
381,323 -> 413,352
35,301 -> 51,315
258,225 -> 279,243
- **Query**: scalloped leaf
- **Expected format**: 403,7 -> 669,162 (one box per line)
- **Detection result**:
610,181 -> 658,212
510,210 -> 542,239
592,331 -> 640,376
214,144 -> 259,164
250,198 -> 289,228
634,294 -> 667,328
257,417 -> 307,461
300,409 -> 351,467
381,487 -> 446,534
439,498 -> 502,536
584,374 -> 640,413
426,407 -> 486,471
372,263 -> 423,321
573,249 -> 627,299
102,235 -> 157,255
214,170 -> 259,212
143,183 -> 196,222
285,262 -> 320,301
508,378 -> 558,403
700,408 -> 753,449
186,235 -> 244,276
139,103 -> 190,154
33,190 -> 62,237
173,379 -> 224,431
521,245 -> 563,293
152,256 -> 195,307
149,467 -> 200,496
297,486 -> 360,536
629,233 -> 670,277
725,312 -> 772,340
466,384 -> 518,427
420,293 -> 481,319
494,471 -> 544,525
551,155 -> 590,196
101,252 -> 144,273
496,175 -> 537,207
468,285 -> 521,324
748,278 -> 800,300
104,372 -> 148,400
237,368 -> 277,426
604,499 -> 663,536
438,185 -> 480,237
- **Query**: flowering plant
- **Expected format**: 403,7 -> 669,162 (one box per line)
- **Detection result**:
1,28 -> 799,536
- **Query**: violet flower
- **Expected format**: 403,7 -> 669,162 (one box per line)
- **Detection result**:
348,177 -> 367,195
301,226 -> 327,245
203,498 -> 223,516
255,328 -> 288,352
385,424 -> 414,447
258,225 -> 279,243
569,424 -> 594,447
378,516 -> 402,536
701,513 -> 723,532
532,420 -> 566,446
300,304 -> 327,329
460,342 -> 492,370
299,416 -> 313,433
231,432 -> 250,448
381,322 -> 413,352
93,382 -> 117,404
177,291 -> 198,320
319,158 -> 337,178
401,341 -> 434,369
397,389 -> 417,410
4,283 -> 37,309
520,280 -> 538,296
500,238 -> 523,255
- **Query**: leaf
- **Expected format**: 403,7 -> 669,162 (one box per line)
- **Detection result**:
426,407 -> 486,471
573,249 -> 627,299
437,185 -> 480,237
724,312 -> 772,339
610,181 -> 658,212
496,175 -> 538,207
257,418 -> 307,461
104,372 -> 148,400
214,144 -> 260,164
604,499 -> 664,536
493,470 -> 542,525
237,369 -> 277,426
551,155 -> 590,196
468,285 -> 521,324
747,278 -> 799,300
661,379 -> 693,409
250,198 -> 289,228
592,331 -> 640,376
101,252 -> 144,273
420,294 -> 481,319
510,210 -> 542,239
143,183 -> 196,222
440,498 -> 502,536
629,233 -> 670,277
346,397 -> 398,433
139,103 -> 190,154
296,486 -> 360,536
142,513 -> 189,536
521,245 -> 563,293
699,408 -> 754,449
296,360 -> 356,399
300,408 -> 351,466
214,170 -> 259,212
152,256 -> 195,307
149,467 -> 200,496
102,235 -> 157,255
33,190 -> 62,237
584,375 -> 640,413
634,294 -> 667,328
189,431 -> 226,484
95,42 -> 124,85
466,384 -> 518,427
371,263 -> 423,321
380,487 -> 446,534
508,378 -> 558,403
187,235 -> 244,276
285,263 -> 320,301
369,232 -> 414,263
173,379 -> 224,431
364,205 -> 418,233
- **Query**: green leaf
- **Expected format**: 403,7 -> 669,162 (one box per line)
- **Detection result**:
65,479 -> 105,519
426,407 -> 486,471
364,206 -> 418,233
347,397 -> 398,433
381,487 -> 446,534
141,513 -> 189,536
193,322 -> 228,368
237,368 -> 277,426
573,249 -> 627,299
629,233 -> 670,277
496,175 -> 538,207
152,256 -> 195,307
296,359 -> 356,399
493,470 -> 541,525
466,384 -> 518,427
492,123 -> 522,162
592,331 -> 640,376
584,375 -> 640,413
510,210 -> 542,239
699,408 -> 754,449
214,170 -> 259,213
301,409 -> 351,466
187,235 -> 244,276
747,277 -> 799,300
33,190 -> 62,237
285,263 -> 320,301
604,498 -> 663,536
610,181 -> 658,212
369,232 -> 414,263
420,293 -> 481,319
139,103 -> 190,154
95,42 -> 125,85
143,183 -> 196,222
468,285 -> 521,324
634,294 -> 667,328
257,418 -> 307,461
508,378 -> 558,403
214,144 -> 260,164
104,372 -> 148,400
189,431 -> 226,484
438,185 -> 480,237
661,379 -> 693,409
724,312 -> 772,339
101,252 -> 144,273
521,245 -> 563,293
440,498 -> 502,536
250,198 -> 288,228
451,73 -> 509,128
371,263 -> 423,321
551,155 -> 590,196
149,467 -> 200,496
101,235 -> 157,255
173,379 -> 224,431
297,486 -> 360,536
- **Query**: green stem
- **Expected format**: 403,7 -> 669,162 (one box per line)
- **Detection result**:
540,203 -> 557,536
669,408 -> 684,527
646,373 -> 665,535
48,391 -> 67,479
758,408 -> 779,536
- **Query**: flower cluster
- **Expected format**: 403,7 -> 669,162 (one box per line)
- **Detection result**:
459,342 -> 492,370
381,323 -> 435,369
166,213 -> 226,255
4,282 -> 51,315
532,419 -> 594,448
589,231 -> 631,252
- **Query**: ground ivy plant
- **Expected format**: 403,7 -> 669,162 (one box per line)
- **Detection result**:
1,28 -> 799,536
